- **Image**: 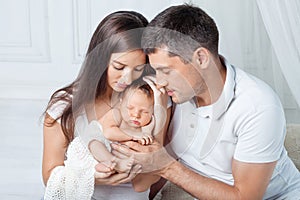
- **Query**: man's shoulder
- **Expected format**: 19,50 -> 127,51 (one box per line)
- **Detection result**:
234,67 -> 282,109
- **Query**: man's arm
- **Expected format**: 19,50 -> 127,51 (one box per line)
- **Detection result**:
159,159 -> 276,200
112,141 -> 276,200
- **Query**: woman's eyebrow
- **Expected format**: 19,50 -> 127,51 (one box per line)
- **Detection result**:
113,60 -> 126,66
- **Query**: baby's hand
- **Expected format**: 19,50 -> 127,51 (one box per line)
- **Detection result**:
133,133 -> 153,145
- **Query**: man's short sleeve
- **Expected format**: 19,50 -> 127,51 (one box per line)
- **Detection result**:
234,105 -> 286,163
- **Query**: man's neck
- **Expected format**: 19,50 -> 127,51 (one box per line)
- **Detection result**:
194,56 -> 226,108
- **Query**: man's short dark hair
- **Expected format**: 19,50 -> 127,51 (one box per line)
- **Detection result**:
142,4 -> 219,61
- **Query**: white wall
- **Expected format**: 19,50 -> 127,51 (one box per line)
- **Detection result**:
0,0 -> 186,100
0,0 -> 299,122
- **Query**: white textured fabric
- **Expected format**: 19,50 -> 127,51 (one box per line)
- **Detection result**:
44,137 -> 98,200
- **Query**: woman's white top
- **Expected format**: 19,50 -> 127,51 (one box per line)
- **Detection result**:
45,100 -> 149,200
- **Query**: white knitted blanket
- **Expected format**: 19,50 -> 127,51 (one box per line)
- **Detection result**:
44,137 -> 98,200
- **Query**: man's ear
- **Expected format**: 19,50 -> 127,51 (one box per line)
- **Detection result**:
193,47 -> 209,69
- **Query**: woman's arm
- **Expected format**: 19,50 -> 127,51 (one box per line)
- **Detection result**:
42,114 -> 67,185
43,112 -> 143,190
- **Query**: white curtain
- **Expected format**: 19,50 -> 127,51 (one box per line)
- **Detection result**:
256,0 -> 300,107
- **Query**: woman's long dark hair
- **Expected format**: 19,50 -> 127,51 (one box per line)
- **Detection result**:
44,11 -> 151,146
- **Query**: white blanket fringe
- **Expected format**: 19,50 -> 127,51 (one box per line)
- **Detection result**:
44,137 -> 98,200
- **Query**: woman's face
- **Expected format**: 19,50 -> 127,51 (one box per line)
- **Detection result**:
107,50 -> 146,93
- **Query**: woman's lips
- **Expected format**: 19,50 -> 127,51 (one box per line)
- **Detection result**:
117,83 -> 128,89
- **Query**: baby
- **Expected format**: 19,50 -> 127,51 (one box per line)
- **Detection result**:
88,80 -> 155,173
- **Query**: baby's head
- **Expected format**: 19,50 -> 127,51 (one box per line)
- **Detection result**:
120,80 -> 154,128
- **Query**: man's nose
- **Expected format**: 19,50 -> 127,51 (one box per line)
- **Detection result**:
156,72 -> 168,89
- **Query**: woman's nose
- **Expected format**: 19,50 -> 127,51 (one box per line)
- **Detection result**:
121,69 -> 133,85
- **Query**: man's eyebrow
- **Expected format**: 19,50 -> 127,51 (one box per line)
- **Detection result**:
153,65 -> 170,71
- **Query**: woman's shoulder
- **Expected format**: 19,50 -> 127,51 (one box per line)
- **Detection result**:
47,91 -> 73,121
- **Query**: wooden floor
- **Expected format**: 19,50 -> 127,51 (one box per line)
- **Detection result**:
0,99 -> 46,199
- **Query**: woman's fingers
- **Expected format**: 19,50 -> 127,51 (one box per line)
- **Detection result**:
96,164 -> 142,185
159,87 -> 166,94
117,164 -> 142,184
143,75 -> 156,83
94,171 -> 113,179
143,77 -> 157,91
143,76 -> 167,97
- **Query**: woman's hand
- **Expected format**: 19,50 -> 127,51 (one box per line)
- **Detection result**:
143,76 -> 168,107
143,76 -> 169,136
94,162 -> 142,186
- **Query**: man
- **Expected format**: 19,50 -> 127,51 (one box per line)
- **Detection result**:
112,4 -> 300,199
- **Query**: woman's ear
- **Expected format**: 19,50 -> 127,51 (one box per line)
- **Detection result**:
193,47 -> 210,69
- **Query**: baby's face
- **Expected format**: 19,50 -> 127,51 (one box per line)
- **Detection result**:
120,89 -> 153,128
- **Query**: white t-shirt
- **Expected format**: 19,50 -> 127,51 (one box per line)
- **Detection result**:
167,57 -> 300,199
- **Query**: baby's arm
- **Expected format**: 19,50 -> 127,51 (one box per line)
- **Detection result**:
102,108 -> 133,142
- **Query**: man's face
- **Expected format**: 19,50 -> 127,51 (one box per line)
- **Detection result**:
148,49 -> 204,104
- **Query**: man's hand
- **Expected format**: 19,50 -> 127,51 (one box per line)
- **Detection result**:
111,140 -> 175,174
94,162 -> 142,186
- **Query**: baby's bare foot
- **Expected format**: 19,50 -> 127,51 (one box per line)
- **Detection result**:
113,156 -> 134,173
101,160 -> 116,171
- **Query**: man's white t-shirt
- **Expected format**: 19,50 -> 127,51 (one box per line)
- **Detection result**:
167,57 -> 300,199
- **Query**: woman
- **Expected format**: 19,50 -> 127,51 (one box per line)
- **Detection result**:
42,11 -> 168,199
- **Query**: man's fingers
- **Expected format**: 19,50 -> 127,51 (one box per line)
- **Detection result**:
111,143 -> 134,155
121,141 -> 144,151
111,149 -> 128,159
